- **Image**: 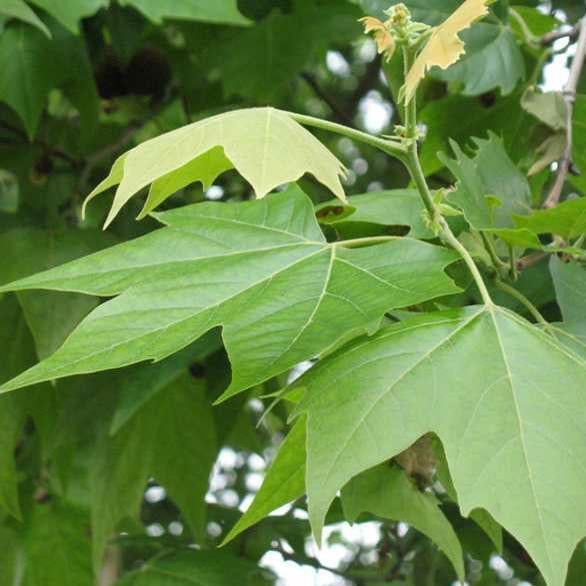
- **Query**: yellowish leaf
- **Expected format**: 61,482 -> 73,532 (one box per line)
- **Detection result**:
359,17 -> 395,61
404,0 -> 491,103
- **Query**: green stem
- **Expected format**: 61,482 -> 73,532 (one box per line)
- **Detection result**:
285,111 -> 407,160
336,236 -> 395,248
402,46 -> 417,137
480,232 -> 507,271
405,147 -> 494,305
494,280 -> 549,327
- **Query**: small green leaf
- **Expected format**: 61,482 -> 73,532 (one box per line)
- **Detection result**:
84,108 -> 347,227
296,306 -> 586,586
514,197 -> 586,241
440,132 -> 532,229
0,0 -> 51,37
0,189 -> 460,400
521,87 -> 567,131
342,464 -> 465,579
317,189 -> 434,239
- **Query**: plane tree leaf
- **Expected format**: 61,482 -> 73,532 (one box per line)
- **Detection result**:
295,305 -> 586,586
341,463 -> 465,579
440,132 -> 532,230
83,108 -> 347,228
0,189 -> 460,400
403,0 -> 491,103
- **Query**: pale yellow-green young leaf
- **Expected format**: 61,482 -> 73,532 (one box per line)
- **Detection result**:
83,107 -> 347,228
403,0 -> 491,103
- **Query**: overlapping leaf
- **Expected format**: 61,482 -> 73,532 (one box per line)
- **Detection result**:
295,305 -> 586,586
342,464 -> 464,579
83,108 -> 347,227
0,188 -> 460,399
316,189 -> 433,239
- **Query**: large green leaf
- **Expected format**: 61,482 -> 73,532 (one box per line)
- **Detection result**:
295,305 -> 586,586
342,464 -> 464,579
119,0 -> 251,25
570,95 -> 586,194
115,550 -> 271,585
0,0 -> 50,36
440,132 -> 532,229
222,418 -> 306,544
0,189 -> 460,400
431,24 -> 525,96
84,108 -> 347,227
28,0 -> 107,33
92,373 -> 216,566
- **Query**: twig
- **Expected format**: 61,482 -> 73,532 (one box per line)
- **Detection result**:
78,123 -> 140,191
543,17 -> 586,209
300,72 -> 354,126
494,279 -> 550,328
541,24 -> 580,47
0,121 -> 80,167
516,251 -> 548,272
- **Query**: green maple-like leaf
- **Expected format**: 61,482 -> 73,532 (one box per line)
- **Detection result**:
0,188 -> 459,399
295,305 -> 586,586
84,107 -> 347,227
440,132 -> 532,230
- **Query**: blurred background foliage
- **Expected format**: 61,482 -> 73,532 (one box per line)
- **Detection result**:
0,0 -> 585,585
